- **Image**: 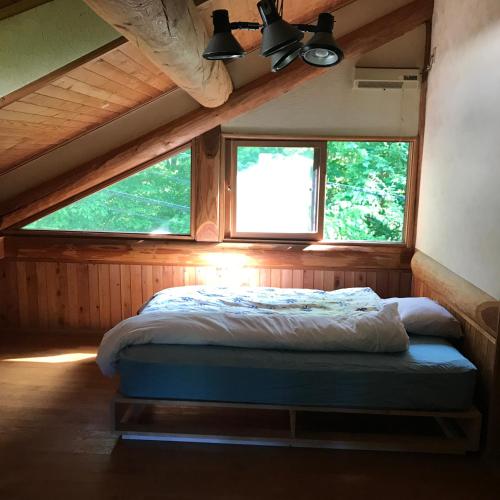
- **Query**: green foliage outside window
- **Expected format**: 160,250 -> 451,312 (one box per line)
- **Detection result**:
325,141 -> 409,242
24,149 -> 191,235
23,141 -> 408,242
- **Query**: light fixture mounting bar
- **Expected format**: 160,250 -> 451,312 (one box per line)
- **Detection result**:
229,22 -> 318,32
229,22 -> 261,30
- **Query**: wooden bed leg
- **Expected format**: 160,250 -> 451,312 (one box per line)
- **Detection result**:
456,412 -> 482,452
112,397 -> 125,434
289,410 -> 296,439
435,417 -> 460,439
435,411 -> 482,452
112,396 -> 147,433
120,403 -> 146,425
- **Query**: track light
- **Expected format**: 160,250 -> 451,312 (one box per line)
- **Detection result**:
271,41 -> 302,72
301,13 -> 343,68
203,10 -> 245,60
203,2 -> 344,74
258,0 -> 303,57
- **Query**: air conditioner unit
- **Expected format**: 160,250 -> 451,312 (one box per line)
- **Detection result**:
353,68 -> 421,90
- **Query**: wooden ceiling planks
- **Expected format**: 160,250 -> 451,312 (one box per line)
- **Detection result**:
0,0 -> 356,175
0,43 -> 176,175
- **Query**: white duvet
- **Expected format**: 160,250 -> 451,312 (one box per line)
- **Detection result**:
97,286 -> 409,376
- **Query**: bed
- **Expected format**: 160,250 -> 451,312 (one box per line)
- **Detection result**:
100,286 -> 482,454
118,336 -> 476,410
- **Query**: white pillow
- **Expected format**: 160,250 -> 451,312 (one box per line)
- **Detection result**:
384,297 -> 463,339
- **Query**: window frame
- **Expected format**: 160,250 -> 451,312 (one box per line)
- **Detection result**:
225,139 -> 327,241
224,135 -> 417,246
14,143 -> 195,241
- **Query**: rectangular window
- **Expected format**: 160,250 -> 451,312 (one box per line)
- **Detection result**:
324,140 -> 411,242
227,140 -> 325,239
226,138 -> 413,244
23,148 -> 192,236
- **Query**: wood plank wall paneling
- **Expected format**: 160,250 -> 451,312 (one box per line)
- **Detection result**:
0,260 -> 412,333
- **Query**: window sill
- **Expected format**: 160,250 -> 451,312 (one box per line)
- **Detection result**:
3,234 -> 413,270
5,229 -> 194,241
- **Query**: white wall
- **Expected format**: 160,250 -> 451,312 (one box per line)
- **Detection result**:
225,0 -> 425,137
224,28 -> 424,137
416,0 -> 500,299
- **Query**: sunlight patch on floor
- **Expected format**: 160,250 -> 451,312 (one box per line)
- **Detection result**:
2,353 -> 97,364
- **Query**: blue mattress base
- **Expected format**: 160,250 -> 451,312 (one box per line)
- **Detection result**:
117,335 -> 477,411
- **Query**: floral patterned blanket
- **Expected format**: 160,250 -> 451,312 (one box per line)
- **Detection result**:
139,286 -> 381,318
97,286 -> 408,376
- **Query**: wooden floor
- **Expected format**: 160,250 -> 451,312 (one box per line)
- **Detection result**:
1,339 -> 499,500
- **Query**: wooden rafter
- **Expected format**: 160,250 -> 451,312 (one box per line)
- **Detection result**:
0,0 -> 434,230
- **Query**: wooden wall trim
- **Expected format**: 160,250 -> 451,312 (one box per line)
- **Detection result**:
488,314 -> 500,456
0,37 -> 127,109
4,236 -> 412,270
409,20 -> 432,248
0,0 -> 434,230
193,127 -> 221,242
412,250 -> 499,338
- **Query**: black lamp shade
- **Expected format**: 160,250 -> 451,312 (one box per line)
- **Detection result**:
300,13 -> 343,67
203,33 -> 245,60
203,10 -> 245,60
258,0 -> 303,57
271,41 -> 302,72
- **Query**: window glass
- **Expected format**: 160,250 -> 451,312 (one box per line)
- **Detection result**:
324,141 -> 409,242
235,146 -> 319,235
24,149 -> 191,235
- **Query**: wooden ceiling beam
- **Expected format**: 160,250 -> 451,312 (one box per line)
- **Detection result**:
0,0 -> 434,231
83,0 -> 233,108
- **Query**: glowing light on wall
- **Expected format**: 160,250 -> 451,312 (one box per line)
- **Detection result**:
201,252 -> 256,286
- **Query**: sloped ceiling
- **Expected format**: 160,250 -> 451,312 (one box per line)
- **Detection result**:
0,0 -> 355,175
0,0 -> 425,207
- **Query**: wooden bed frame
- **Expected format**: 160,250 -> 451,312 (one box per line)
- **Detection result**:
110,250 -> 499,455
112,396 -> 482,454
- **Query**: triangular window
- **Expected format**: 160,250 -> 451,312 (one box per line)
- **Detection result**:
23,148 -> 191,235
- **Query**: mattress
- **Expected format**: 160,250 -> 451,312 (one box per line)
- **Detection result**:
117,335 -> 477,411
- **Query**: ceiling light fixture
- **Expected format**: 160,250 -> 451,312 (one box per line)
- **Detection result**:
301,13 -> 343,67
203,10 -> 246,60
203,0 -> 343,72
